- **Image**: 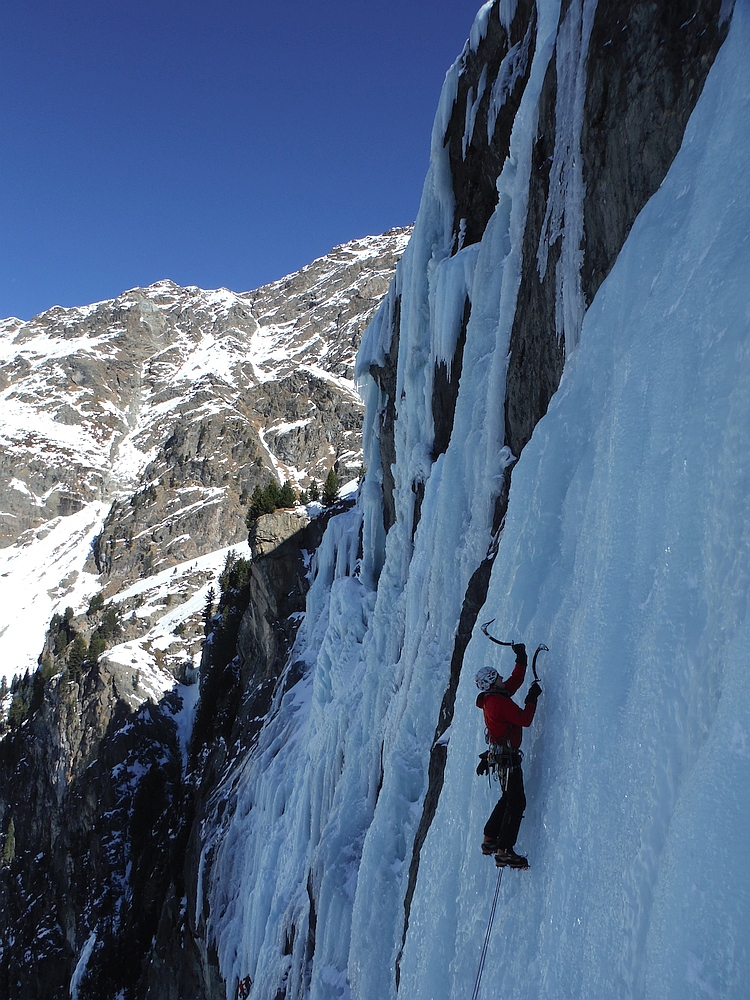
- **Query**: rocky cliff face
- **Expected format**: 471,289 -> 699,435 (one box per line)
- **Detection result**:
0,496 -> 353,1000
0,658 -> 187,999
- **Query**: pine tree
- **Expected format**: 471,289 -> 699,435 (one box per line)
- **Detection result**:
246,485 -> 265,525
67,635 -> 88,678
278,480 -> 297,508
2,818 -> 15,866
87,630 -> 107,664
87,592 -> 105,615
265,479 -> 282,509
246,479 -> 287,525
7,693 -> 28,729
40,656 -> 56,683
322,467 -> 340,506
308,479 -> 320,502
100,607 -> 121,640
203,586 -> 215,629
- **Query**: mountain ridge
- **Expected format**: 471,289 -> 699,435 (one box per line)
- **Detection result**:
0,227 -> 410,685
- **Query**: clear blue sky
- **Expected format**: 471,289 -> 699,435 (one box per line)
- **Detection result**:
1,1 -> 482,320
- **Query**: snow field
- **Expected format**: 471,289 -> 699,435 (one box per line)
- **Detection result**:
0,501 -> 108,684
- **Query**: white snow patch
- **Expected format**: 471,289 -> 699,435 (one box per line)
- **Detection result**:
0,502 -> 107,684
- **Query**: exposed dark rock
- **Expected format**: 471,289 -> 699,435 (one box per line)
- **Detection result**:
368,294 -> 401,536
0,660 -> 186,1000
505,51 -> 563,461
411,479 -> 426,543
444,0 -> 537,250
431,296 -> 471,460
581,0 -> 732,306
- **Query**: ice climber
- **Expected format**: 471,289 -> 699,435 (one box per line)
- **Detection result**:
475,642 -> 541,869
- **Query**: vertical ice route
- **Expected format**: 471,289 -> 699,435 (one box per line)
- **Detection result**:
537,0 -> 598,348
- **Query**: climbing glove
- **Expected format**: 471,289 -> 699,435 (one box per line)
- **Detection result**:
512,642 -> 528,665
525,680 -> 542,705
476,752 -> 490,776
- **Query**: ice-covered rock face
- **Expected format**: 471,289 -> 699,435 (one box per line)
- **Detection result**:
201,3 -> 745,1000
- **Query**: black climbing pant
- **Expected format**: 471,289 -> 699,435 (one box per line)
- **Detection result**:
484,762 -> 526,848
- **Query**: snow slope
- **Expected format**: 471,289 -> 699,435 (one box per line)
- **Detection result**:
203,3 -> 749,999
0,503 -> 107,679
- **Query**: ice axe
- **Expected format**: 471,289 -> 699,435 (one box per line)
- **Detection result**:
532,644 -> 549,684
479,619 -> 514,647
481,619 -> 548,684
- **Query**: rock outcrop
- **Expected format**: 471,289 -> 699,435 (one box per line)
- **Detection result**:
0,498 -> 351,999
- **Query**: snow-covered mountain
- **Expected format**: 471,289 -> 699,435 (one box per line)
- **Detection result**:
0,228 -> 409,683
2,2 -> 748,999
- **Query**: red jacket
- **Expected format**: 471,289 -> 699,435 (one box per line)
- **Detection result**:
476,657 -> 536,749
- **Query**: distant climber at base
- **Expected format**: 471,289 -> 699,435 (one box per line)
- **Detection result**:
475,643 -> 541,869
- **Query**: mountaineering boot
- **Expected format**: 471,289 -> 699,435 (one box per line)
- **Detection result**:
494,848 -> 529,870
481,837 -> 498,856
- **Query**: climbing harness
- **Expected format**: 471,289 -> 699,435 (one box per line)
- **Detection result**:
483,739 -> 523,792
471,865 -> 504,1000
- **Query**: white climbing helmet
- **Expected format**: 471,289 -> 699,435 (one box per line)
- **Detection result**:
475,666 -> 500,692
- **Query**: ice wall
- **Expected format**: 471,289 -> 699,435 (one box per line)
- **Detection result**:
203,2 -> 748,999
399,4 -> 750,997
205,2 -> 558,993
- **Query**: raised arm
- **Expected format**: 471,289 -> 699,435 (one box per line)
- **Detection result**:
504,643 -> 528,696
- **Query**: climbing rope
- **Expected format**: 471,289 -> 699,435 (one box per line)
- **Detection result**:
471,865 -> 504,1000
